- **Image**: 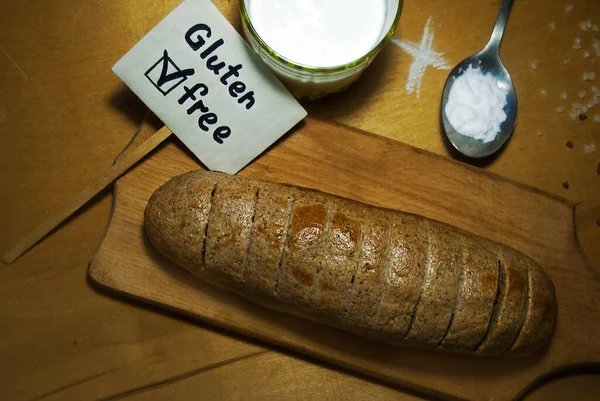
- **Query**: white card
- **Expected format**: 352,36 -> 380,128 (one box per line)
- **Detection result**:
112,0 -> 307,174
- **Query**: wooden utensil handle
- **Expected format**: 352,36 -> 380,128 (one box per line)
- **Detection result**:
2,126 -> 172,264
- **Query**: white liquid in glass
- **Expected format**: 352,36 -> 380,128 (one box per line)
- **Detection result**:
247,0 -> 387,68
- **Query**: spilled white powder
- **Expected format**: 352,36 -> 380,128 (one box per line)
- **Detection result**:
444,66 -> 508,143
391,17 -> 451,98
531,60 -> 538,70
581,21 -> 589,31
583,142 -> 596,154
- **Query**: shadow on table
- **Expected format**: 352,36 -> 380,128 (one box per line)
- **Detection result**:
107,84 -> 148,128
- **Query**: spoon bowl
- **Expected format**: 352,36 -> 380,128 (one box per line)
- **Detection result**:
441,0 -> 516,159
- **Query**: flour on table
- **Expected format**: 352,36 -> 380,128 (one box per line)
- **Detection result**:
583,142 -> 596,154
391,17 -> 450,98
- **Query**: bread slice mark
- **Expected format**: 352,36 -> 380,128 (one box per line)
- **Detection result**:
508,262 -> 532,352
343,211 -> 365,318
437,236 -> 465,347
241,186 -> 261,285
367,215 -> 394,337
273,188 -> 296,299
311,199 -> 335,303
200,180 -> 219,274
404,219 -> 431,339
475,258 -> 505,352
347,210 -> 388,332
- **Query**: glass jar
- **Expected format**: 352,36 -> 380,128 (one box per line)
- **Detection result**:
240,0 -> 403,99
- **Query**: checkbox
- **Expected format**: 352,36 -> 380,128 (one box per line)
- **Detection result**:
145,50 -> 194,96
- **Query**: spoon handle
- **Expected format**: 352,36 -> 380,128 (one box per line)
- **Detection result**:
485,0 -> 514,54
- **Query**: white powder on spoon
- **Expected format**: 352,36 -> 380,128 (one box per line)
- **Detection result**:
444,65 -> 508,143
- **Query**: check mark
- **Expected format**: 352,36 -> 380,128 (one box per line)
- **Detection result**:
157,49 -> 195,86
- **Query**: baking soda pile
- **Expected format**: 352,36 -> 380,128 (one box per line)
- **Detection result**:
444,66 -> 508,143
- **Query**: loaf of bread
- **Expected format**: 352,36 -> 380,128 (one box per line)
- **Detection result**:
144,171 -> 557,357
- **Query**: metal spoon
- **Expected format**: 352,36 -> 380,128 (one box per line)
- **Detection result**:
441,0 -> 516,159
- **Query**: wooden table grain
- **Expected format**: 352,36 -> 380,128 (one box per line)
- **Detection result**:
1,1 -> 599,400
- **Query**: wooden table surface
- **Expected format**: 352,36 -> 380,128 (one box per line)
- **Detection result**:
1,1 -> 599,400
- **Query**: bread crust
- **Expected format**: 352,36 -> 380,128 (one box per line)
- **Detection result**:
144,171 -> 557,357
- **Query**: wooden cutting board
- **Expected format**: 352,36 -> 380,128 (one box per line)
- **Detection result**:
89,117 -> 600,400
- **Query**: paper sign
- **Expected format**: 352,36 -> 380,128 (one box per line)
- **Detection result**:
112,0 -> 307,174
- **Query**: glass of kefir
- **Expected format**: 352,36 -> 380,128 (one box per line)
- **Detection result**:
241,0 -> 403,98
